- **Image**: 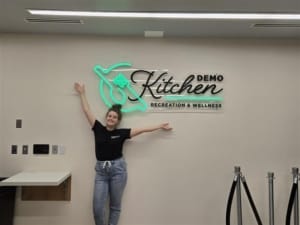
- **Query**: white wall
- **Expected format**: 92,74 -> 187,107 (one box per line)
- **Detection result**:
0,34 -> 300,225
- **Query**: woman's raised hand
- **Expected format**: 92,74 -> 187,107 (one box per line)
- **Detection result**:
74,82 -> 85,94
160,123 -> 172,131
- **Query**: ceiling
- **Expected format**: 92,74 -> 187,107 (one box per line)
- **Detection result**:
0,0 -> 300,38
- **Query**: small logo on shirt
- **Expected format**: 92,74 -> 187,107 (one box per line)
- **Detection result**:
111,135 -> 120,139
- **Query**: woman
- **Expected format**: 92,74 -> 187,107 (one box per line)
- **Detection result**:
74,82 -> 172,225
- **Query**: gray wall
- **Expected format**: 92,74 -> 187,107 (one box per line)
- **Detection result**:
0,36 -> 3,176
0,34 -> 300,225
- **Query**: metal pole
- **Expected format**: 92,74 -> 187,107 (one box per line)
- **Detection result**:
268,172 -> 275,225
292,168 -> 299,225
235,166 -> 243,225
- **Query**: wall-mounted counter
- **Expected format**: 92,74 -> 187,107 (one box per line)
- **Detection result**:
0,172 -> 71,201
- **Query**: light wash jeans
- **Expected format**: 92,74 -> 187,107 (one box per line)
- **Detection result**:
93,157 -> 128,225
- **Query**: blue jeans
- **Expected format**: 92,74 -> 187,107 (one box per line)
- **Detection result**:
93,158 -> 128,225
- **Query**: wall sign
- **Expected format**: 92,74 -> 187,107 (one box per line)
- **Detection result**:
94,62 -> 224,113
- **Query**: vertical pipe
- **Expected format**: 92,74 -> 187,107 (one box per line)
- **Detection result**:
292,168 -> 299,225
235,166 -> 243,225
268,172 -> 275,225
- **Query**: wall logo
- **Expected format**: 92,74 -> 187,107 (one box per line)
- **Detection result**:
94,62 -> 147,113
94,62 -> 224,113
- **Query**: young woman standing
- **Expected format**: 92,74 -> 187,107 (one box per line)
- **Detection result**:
74,82 -> 172,225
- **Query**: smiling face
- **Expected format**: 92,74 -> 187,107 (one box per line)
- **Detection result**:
105,110 -> 120,130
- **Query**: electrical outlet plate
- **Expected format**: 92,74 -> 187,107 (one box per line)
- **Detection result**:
58,145 -> 66,155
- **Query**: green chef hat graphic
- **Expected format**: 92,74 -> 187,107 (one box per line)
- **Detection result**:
94,62 -> 148,113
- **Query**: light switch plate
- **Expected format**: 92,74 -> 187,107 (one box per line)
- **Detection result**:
22,145 -> 28,154
52,145 -> 58,154
11,145 -> 18,154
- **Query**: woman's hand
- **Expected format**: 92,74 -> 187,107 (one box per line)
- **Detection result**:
160,123 -> 172,131
74,82 -> 85,94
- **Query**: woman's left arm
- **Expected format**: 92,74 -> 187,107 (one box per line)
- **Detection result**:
130,123 -> 172,138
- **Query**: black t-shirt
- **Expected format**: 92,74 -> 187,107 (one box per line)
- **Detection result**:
92,120 -> 131,161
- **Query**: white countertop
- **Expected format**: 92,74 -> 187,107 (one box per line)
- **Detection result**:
0,171 -> 71,186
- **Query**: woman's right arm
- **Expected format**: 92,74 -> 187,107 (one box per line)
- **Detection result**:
74,82 -> 96,127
